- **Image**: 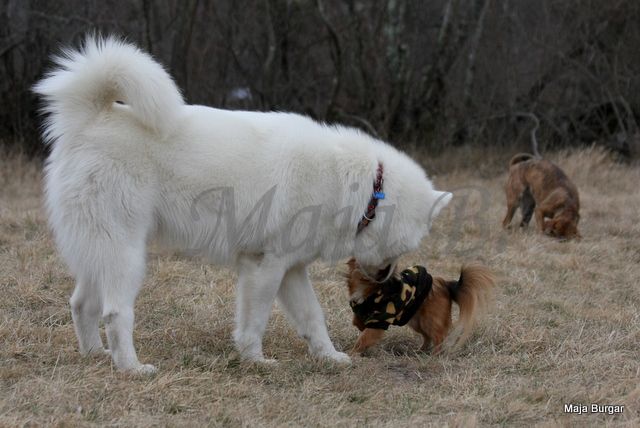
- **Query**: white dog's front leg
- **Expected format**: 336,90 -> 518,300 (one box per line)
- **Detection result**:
277,264 -> 350,364
234,253 -> 287,362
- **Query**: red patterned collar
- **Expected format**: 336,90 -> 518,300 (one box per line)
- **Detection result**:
356,162 -> 385,234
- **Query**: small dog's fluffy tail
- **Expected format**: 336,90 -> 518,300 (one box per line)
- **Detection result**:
509,153 -> 535,166
33,35 -> 183,144
447,264 -> 495,348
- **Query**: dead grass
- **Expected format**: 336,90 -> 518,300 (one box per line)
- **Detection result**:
1,147 -> 639,427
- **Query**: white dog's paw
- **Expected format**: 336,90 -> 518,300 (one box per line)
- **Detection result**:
257,358 -> 278,365
125,363 -> 158,376
241,354 -> 278,365
321,351 -> 352,365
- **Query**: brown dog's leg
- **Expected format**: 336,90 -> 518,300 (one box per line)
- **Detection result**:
519,189 -> 535,227
351,329 -> 386,354
416,329 -> 444,354
503,170 -> 528,229
419,333 -> 432,352
502,204 -> 518,229
418,319 -> 447,354
502,181 -> 522,229
431,334 -> 446,355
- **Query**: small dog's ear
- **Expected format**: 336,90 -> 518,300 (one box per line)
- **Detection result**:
346,258 -> 357,272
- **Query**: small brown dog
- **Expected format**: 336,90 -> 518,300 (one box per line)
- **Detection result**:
502,153 -> 581,239
346,259 -> 495,354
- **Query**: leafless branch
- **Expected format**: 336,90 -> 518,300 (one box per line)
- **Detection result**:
315,0 -> 342,118
462,0 -> 491,110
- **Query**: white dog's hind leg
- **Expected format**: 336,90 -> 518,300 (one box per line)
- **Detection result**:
277,264 -> 350,364
234,253 -> 287,362
69,277 -> 106,356
99,245 -> 156,375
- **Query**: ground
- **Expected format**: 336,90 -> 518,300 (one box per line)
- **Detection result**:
1,147 -> 639,427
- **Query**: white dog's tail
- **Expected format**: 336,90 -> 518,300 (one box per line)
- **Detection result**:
33,35 -> 183,143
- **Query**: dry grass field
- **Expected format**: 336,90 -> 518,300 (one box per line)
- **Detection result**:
1,147 -> 639,427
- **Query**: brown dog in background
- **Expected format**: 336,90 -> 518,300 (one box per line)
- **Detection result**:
502,153 -> 581,239
346,260 -> 495,354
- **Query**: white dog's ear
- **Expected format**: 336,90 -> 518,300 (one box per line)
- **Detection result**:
429,191 -> 453,221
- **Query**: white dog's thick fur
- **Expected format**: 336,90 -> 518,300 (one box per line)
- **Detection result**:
34,36 -> 452,374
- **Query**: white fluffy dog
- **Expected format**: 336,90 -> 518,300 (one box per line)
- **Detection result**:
34,36 -> 452,374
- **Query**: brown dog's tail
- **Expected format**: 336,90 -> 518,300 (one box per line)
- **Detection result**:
509,153 -> 534,167
446,264 -> 495,348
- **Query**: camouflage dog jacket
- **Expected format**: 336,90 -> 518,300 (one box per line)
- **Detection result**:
350,266 -> 433,330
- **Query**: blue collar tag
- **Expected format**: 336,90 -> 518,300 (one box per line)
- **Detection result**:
373,191 -> 385,200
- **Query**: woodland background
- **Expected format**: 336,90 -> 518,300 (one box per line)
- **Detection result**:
1,0 -> 640,157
